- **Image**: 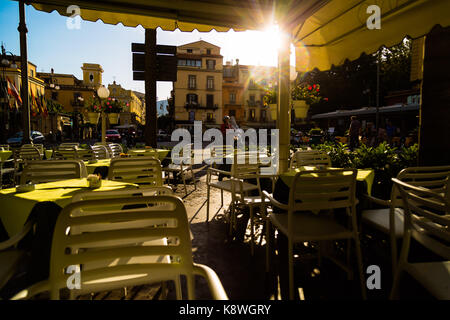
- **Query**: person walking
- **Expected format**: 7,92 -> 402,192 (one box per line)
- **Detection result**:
348,116 -> 361,150
221,115 -> 232,145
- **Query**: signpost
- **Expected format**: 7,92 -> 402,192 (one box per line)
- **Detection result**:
132,32 -> 177,147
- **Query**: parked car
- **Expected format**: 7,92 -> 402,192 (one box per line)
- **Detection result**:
7,131 -> 45,147
105,129 -> 121,142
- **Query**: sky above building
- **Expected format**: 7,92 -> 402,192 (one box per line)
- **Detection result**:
0,1 -> 295,101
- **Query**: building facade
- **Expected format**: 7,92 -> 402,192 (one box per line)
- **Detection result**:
173,40 -> 223,130
108,81 -> 145,126
221,60 -> 277,129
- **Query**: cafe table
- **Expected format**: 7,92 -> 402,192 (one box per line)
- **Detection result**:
279,166 -> 375,196
45,148 -> 91,160
0,150 -> 13,162
84,159 -> 112,176
0,178 -> 138,238
128,148 -> 170,161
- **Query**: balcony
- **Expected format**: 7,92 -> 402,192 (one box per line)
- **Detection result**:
184,102 -> 219,110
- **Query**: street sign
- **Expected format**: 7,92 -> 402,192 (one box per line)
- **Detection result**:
131,43 -> 177,81
132,43 -> 176,55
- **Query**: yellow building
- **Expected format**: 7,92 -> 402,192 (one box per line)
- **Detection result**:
37,63 -> 103,115
221,60 -> 277,129
1,57 -> 46,137
108,81 -> 145,125
173,40 -> 223,129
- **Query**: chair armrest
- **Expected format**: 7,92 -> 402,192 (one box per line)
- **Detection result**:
207,167 -> 231,176
262,190 -> 288,211
363,194 -> 390,207
10,280 -> 50,300
0,220 -> 33,250
193,263 -> 228,300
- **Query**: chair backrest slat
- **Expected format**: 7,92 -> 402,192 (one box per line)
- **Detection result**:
20,160 -> 86,184
393,178 -> 450,259
108,156 -> 162,186
290,150 -> 331,169
49,195 -> 193,298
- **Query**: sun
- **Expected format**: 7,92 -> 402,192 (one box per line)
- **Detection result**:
262,24 -> 281,50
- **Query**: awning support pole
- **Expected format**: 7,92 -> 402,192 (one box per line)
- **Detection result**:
18,0 -> 31,144
144,28 -> 157,147
277,29 -> 291,173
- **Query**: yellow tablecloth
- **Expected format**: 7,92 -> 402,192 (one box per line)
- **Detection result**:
45,148 -> 91,159
84,159 -> 111,174
0,178 -> 137,237
128,149 -> 170,161
280,166 -> 375,196
0,150 -> 13,162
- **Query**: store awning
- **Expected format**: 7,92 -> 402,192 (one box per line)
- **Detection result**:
311,104 -> 420,119
294,0 -> 450,71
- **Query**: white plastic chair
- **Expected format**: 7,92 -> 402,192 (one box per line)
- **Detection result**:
390,178 -> 450,299
290,150 -> 331,169
108,156 -> 163,186
0,220 -> 34,291
11,195 -> 228,300
263,169 -> 366,300
163,144 -> 197,196
206,151 -> 259,224
60,143 -> 80,149
20,160 -> 87,184
90,145 -> 110,160
54,146 -> 79,160
362,165 -> 450,272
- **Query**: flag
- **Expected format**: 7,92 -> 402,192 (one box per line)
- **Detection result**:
40,93 -> 48,117
6,77 -> 22,105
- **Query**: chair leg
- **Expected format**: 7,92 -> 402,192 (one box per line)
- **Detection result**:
265,218 -> 271,273
191,167 -> 197,191
206,185 -> 210,223
174,276 -> 182,300
389,265 -> 403,300
250,206 -> 254,256
288,239 -> 295,300
354,235 -> 367,300
182,171 -> 187,196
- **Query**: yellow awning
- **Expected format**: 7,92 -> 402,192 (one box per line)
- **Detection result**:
29,0 -> 280,32
294,0 -> 450,71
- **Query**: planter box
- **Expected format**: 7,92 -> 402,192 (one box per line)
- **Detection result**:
269,103 -> 277,121
292,100 -> 309,119
108,113 -> 119,124
87,112 -> 100,124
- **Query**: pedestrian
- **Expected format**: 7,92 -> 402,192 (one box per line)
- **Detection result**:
348,116 -> 361,150
221,115 -> 232,145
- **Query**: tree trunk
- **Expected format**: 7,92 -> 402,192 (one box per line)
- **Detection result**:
418,25 -> 450,165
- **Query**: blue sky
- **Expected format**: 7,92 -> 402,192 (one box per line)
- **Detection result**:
0,1 -> 294,100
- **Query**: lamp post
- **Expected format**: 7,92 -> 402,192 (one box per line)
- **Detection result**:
97,85 -> 109,144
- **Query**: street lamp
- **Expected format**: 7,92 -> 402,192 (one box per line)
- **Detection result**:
97,85 -> 109,144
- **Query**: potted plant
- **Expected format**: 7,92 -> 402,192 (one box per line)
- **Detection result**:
263,89 -> 277,121
103,98 -> 125,124
84,97 -> 102,124
291,83 -> 323,119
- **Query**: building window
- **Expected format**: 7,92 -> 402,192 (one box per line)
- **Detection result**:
178,59 -> 201,67
229,93 -> 236,104
186,94 -> 198,104
229,109 -> 236,117
207,113 -> 214,121
189,111 -> 195,121
207,76 -> 214,90
249,109 -> 255,120
206,94 -> 214,108
51,91 -> 58,101
206,49 -> 211,55
261,110 -> 267,121
249,95 -> 255,103
206,59 -> 215,70
187,49 -> 193,53
89,73 -> 94,82
188,75 -> 196,89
